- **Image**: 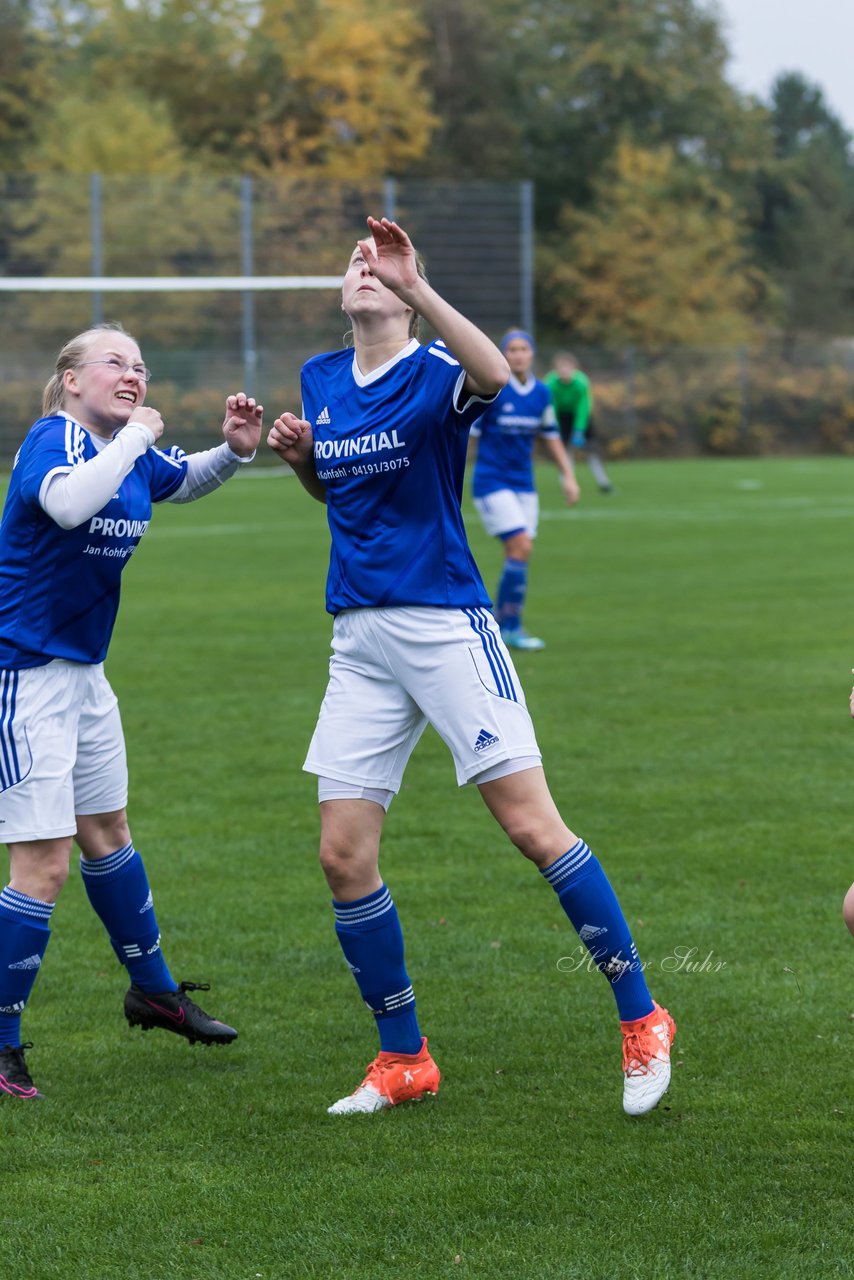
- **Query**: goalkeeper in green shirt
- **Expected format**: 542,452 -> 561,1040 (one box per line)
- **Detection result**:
545,353 -> 613,494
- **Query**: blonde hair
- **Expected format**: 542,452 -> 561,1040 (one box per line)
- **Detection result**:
408,251 -> 428,339
41,322 -> 138,416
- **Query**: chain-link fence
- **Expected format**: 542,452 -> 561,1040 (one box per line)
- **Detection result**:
558,341 -> 854,459
2,175 -> 854,462
0,175 -> 534,459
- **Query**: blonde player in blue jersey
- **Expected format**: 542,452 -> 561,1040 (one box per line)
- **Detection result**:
268,216 -> 676,1118
470,329 -> 580,651
0,323 -> 262,1099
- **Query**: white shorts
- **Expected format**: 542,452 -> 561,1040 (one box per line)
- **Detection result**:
304,606 -> 542,791
473,489 -> 539,540
0,661 -> 128,843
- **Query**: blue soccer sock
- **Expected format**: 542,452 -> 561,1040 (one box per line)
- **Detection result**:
333,885 -> 423,1055
0,886 -> 54,1048
495,557 -> 528,633
542,839 -> 655,1023
79,843 -> 176,994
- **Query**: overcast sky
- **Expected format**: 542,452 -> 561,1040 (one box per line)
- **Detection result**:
716,0 -> 854,134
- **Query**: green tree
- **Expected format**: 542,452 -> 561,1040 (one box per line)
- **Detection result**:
413,0 -> 521,178
416,0 -> 769,225
76,0 -> 261,168
32,90 -> 187,175
754,73 -> 854,338
0,0 -> 51,169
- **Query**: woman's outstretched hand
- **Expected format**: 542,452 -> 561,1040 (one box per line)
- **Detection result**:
358,217 -> 421,297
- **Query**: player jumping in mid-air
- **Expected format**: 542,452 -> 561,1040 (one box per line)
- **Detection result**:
268,216 -> 676,1118
0,323 -> 260,1099
470,329 -> 580,651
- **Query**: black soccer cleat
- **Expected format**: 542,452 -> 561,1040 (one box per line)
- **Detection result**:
124,981 -> 238,1046
0,1042 -> 44,1099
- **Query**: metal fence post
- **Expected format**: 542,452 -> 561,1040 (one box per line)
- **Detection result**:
520,181 -> 534,338
739,345 -> 749,435
624,345 -> 636,438
241,175 -> 257,396
90,173 -> 103,326
383,177 -> 397,223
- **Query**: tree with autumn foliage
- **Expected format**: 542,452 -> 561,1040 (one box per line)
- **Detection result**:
247,0 -> 436,177
3,0 -> 854,345
22,0 -> 435,182
542,143 -> 765,348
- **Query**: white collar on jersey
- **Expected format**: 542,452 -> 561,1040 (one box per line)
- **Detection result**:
351,337 -> 421,387
508,372 -> 537,396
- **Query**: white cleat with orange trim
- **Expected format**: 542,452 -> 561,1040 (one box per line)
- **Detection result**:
621,1002 -> 677,1116
327,1038 -> 441,1115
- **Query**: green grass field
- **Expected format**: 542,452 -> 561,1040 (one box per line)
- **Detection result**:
1,456 -> 851,1280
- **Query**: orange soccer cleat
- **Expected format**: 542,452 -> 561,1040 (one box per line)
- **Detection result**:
327,1037 -> 441,1115
620,1002 -> 677,1116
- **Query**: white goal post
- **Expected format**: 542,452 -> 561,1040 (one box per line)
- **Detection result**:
0,276 -> 342,292
0,274 -> 345,394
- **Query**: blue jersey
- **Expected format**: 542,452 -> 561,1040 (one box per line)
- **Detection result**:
0,414 -> 187,669
302,338 -> 494,615
471,374 -> 558,498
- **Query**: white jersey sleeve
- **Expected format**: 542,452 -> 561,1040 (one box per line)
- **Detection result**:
166,442 -> 254,504
39,421 -> 155,530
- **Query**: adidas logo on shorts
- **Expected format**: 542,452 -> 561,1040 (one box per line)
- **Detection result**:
473,728 -> 499,753
8,955 -> 41,971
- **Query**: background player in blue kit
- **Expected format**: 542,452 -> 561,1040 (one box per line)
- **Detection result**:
268,216 -> 676,1119
0,323 -> 262,1099
470,329 -> 580,652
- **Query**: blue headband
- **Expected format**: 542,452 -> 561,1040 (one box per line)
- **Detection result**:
500,329 -> 535,353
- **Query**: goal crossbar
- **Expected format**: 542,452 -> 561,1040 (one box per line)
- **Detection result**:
0,276 -> 342,292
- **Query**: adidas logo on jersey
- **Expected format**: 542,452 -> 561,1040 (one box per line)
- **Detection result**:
473,728 -> 499,752
8,954 -> 41,971
315,406 -> 331,425
579,923 -> 607,942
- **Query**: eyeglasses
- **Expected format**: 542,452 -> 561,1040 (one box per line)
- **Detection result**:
77,357 -> 152,383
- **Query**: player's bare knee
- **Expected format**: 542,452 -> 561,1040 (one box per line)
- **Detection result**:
319,841 -> 373,892
843,883 -> 854,938
45,863 -> 71,899
505,533 -> 533,561
10,847 -> 71,902
75,809 -> 131,858
499,811 -> 555,863
318,841 -> 344,880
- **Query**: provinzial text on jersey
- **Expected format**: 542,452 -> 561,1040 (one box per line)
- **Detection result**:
313,430 -> 406,461
88,516 -> 151,537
